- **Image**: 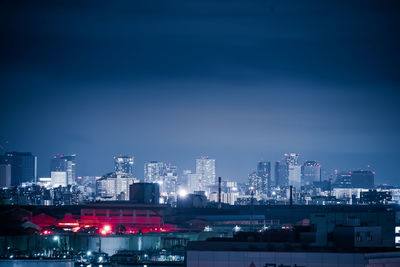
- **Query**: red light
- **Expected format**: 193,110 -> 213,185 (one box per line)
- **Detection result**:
99,225 -> 112,235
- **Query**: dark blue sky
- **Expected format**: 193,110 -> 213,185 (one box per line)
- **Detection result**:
1,0 -> 399,184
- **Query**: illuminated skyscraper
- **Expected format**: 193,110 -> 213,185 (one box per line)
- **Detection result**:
285,153 -> 301,189
248,171 -> 262,194
144,161 -> 177,197
196,156 -> 216,190
275,161 -> 288,188
144,161 -> 165,183
301,161 -> 321,186
188,172 -> 202,193
114,155 -> 134,176
257,161 -> 271,195
50,154 -> 76,185
96,172 -> 138,200
0,152 -> 37,186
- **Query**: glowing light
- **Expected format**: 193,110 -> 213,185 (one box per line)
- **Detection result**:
103,225 -> 111,232
87,251 -> 92,256
178,189 -> 187,198
53,235 -> 59,241
233,225 -> 241,232
157,180 -> 163,185
98,256 -> 103,262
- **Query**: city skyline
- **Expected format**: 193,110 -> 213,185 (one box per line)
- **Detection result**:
0,149 -> 383,185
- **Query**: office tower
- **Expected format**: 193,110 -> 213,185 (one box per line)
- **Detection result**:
0,164 -> 11,187
144,161 -> 165,183
333,171 -> 352,188
51,171 -> 68,187
180,169 -> 192,190
129,183 -> 160,204
301,161 -> 321,186
351,170 -> 374,189
275,161 -> 288,188
196,157 -> 216,190
114,155 -> 134,176
257,161 -> 271,195
188,172 -> 202,193
285,153 -> 301,189
164,163 -> 178,197
50,154 -> 76,185
248,171 -> 261,194
0,152 -> 37,186
96,172 -> 138,200
144,161 -> 178,197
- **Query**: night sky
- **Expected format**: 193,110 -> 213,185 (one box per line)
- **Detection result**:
1,0 -> 399,184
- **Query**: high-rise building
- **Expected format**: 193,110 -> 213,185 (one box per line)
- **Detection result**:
351,170 -> 374,189
188,172 -> 202,193
144,161 -> 165,183
196,157 -> 216,191
301,161 -> 321,186
50,154 -> 76,185
96,172 -> 138,200
114,155 -> 134,176
257,161 -> 271,195
0,152 -> 37,186
333,171 -> 352,188
164,163 -> 177,197
0,164 -> 11,188
144,161 -> 178,197
248,171 -> 262,194
275,161 -> 288,188
285,153 -> 301,189
180,169 -> 192,190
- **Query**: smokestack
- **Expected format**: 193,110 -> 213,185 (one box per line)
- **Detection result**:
218,177 -> 222,209
289,185 -> 293,206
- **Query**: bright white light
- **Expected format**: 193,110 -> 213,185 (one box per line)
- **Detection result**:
157,180 -> 163,185
204,225 -> 212,232
233,225 -> 241,232
159,197 -> 165,204
98,256 -> 103,262
103,225 -> 111,232
178,189 -> 188,198
396,226 -> 400,234
87,251 -> 92,256
53,235 -> 59,241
